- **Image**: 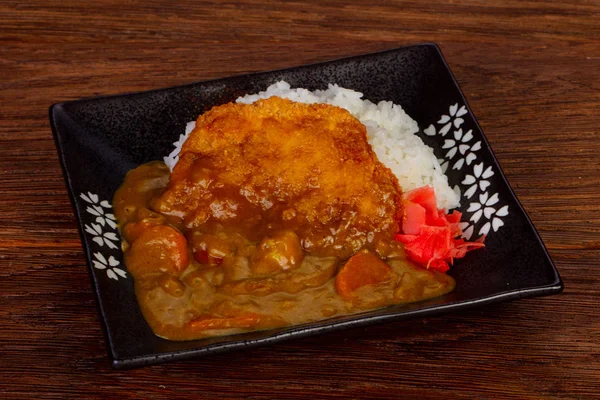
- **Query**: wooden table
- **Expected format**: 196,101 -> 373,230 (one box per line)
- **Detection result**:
2,1 -> 599,398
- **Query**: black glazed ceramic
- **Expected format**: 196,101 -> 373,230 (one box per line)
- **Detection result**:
50,43 -> 563,369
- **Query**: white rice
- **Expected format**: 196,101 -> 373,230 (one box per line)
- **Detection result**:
163,120 -> 197,170
164,81 -> 460,210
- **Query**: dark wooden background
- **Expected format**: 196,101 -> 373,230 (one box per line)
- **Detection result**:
1,0 -> 599,398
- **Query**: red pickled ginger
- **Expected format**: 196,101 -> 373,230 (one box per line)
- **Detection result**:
395,186 -> 484,272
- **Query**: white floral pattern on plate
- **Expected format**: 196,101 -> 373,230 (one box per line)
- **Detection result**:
425,103 -> 509,240
92,252 -> 128,281
80,192 -> 127,281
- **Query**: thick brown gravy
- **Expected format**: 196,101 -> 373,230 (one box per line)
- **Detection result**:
113,161 -> 455,341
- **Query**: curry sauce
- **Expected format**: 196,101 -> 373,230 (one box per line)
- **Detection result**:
113,98 -> 455,341
113,161 -> 455,341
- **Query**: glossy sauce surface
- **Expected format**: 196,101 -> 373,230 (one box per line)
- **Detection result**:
114,162 -> 455,341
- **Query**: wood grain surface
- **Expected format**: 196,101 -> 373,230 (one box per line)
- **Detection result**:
1,0 -> 599,398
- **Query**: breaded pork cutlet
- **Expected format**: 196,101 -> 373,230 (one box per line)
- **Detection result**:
154,97 -> 403,258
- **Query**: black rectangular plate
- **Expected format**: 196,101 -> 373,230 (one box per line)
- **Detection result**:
50,43 -> 562,369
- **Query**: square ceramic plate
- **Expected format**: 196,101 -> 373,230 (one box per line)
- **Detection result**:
50,43 -> 563,369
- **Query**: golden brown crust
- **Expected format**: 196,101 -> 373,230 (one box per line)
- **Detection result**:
155,97 -> 403,257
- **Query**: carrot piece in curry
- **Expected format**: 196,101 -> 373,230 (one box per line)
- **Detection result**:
122,218 -> 163,243
335,250 -> 394,300
125,225 -> 189,277
188,313 -> 283,331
